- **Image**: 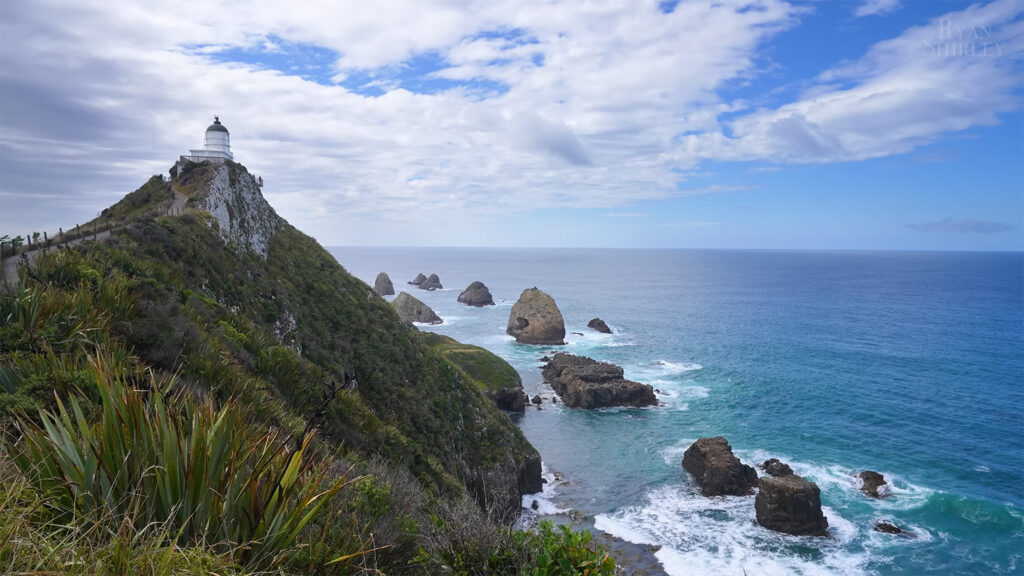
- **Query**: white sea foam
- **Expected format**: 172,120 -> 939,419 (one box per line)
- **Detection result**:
520,464 -> 569,517
974,465 -> 991,473
595,483 -> 870,576
654,360 -> 704,374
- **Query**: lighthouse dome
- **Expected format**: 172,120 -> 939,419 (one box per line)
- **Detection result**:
206,117 -> 229,133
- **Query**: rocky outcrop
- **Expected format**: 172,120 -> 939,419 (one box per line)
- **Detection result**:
542,353 -> 657,409
506,288 -> 566,345
682,437 -> 758,496
419,273 -> 442,291
874,521 -> 908,535
374,272 -> 395,296
755,475 -> 829,536
458,281 -> 494,306
859,471 -> 888,498
408,273 -> 427,286
489,387 -> 528,412
587,318 -> 612,334
198,164 -> 281,258
761,458 -> 795,477
392,292 -> 442,325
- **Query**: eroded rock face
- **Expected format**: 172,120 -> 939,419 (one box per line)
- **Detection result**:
408,273 -> 427,286
458,281 -> 494,306
682,437 -> 758,496
374,272 -> 395,296
392,292 -> 442,325
587,318 -> 613,334
543,353 -> 657,409
419,273 -> 443,291
859,471 -> 888,498
489,387 -> 528,412
755,475 -> 829,536
761,458 -> 795,477
200,164 -> 281,258
506,288 -> 566,345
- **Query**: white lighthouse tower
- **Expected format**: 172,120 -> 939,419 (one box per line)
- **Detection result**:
186,116 -> 233,163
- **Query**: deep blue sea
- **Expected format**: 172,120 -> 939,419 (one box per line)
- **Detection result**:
328,247 -> 1024,576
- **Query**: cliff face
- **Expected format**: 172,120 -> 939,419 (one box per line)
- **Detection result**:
200,164 -> 280,257
28,160 -> 541,518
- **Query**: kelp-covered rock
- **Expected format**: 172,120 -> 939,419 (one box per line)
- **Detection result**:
507,288 -> 566,345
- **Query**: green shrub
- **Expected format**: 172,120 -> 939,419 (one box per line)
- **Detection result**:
5,353 -> 361,570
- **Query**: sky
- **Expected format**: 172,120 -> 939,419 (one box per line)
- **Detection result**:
0,0 -> 1022,250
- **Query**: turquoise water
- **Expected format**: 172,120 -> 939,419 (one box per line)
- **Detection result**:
329,247 -> 1024,575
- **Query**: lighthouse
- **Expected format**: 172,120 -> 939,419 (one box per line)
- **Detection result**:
186,116 -> 234,163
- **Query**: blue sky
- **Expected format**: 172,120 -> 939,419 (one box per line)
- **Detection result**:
1,0 -> 1021,250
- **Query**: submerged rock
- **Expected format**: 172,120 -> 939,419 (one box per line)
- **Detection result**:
587,318 -> 613,334
507,288 -> 566,345
859,470 -> 888,498
761,458 -> 795,477
419,273 -> 443,291
682,437 -> 758,496
408,273 -> 427,286
542,353 -> 657,409
755,475 -> 829,536
374,272 -> 395,296
392,292 -> 442,325
458,281 -> 494,306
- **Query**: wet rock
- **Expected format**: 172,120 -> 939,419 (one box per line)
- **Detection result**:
761,458 -> 795,477
755,475 -> 829,536
859,470 -> 888,498
682,437 -> 758,496
542,353 -> 657,409
532,394 -> 542,405
874,521 -> 909,535
489,387 -> 528,412
588,318 -> 613,334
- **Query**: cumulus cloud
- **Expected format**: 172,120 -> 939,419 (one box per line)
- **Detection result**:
907,218 -> 1017,234
0,0 -> 1020,244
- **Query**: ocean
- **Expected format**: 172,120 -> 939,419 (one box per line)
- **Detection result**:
328,247 -> 1024,576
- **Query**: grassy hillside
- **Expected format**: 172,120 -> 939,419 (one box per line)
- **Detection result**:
0,161 -> 614,575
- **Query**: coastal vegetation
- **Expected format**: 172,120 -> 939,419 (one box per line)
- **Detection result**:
0,161 -> 614,575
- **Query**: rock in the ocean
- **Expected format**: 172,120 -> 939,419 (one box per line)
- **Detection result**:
419,273 -> 443,291
374,272 -> 395,296
761,458 -> 795,477
408,273 -> 427,286
682,437 -> 758,496
392,292 -> 442,325
755,475 -> 829,536
542,353 -> 657,409
531,394 -> 542,405
874,521 -> 909,535
507,288 -> 566,345
458,281 -> 494,306
587,318 -> 613,334
859,471 -> 888,498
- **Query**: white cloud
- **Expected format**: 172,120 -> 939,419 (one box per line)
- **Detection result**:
855,0 -> 902,18
0,0 -> 1020,246
684,0 -> 1024,164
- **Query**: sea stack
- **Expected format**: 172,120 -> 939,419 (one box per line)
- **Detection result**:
408,273 -> 427,286
374,272 -> 395,296
859,471 -> 888,498
419,273 -> 443,291
587,318 -> 613,334
506,287 -> 566,345
392,292 -> 442,325
682,437 -> 758,496
755,475 -> 829,536
457,281 -> 494,306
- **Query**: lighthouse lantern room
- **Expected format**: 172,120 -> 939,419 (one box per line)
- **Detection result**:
185,116 -> 233,163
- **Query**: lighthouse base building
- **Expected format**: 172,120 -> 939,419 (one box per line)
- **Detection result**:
182,116 -> 233,164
